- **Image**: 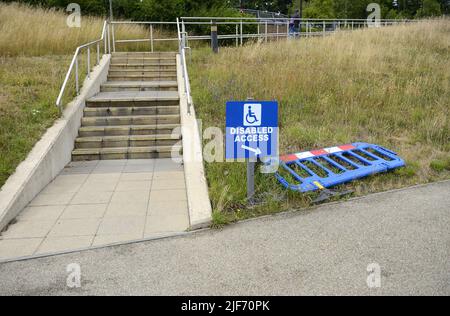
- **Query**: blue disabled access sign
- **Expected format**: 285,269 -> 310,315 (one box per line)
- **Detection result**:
226,101 -> 278,160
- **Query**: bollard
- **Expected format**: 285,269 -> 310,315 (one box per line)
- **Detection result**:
211,22 -> 219,54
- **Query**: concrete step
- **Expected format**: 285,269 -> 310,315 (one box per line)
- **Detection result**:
109,65 -> 177,71
108,75 -> 178,82
72,145 -> 182,161
111,56 -> 176,62
79,124 -> 180,137
110,59 -> 176,66
75,134 -> 181,149
81,114 -> 180,127
86,99 -> 179,108
86,91 -> 179,108
83,106 -> 180,117
110,62 -> 177,69
112,52 -> 177,57
109,69 -> 177,76
100,81 -> 178,92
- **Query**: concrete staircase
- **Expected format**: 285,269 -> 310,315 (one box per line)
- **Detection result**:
72,52 -> 182,161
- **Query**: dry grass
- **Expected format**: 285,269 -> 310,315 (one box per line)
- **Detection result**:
0,2 -> 150,56
190,19 -> 450,224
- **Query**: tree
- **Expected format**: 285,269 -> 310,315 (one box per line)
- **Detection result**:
416,0 -> 442,16
303,0 -> 334,18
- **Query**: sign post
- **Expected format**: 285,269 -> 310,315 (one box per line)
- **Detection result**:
247,158 -> 256,202
226,100 -> 279,203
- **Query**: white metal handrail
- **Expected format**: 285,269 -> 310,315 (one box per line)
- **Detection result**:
178,17 -> 419,46
177,18 -> 193,114
181,17 -> 414,22
110,20 -> 179,53
56,16 -> 418,111
55,21 -> 109,110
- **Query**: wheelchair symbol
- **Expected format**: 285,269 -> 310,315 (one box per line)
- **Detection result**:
246,106 -> 259,124
243,103 -> 261,126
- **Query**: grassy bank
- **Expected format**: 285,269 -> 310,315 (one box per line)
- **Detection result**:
0,55 -> 72,186
189,20 -> 450,226
0,2 -> 136,187
0,2 -> 151,56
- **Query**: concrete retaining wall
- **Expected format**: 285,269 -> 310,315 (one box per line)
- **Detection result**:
0,55 -> 111,232
176,55 -> 213,229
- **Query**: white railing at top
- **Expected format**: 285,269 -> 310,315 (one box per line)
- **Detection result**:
56,17 -> 418,111
55,21 -> 109,111
178,17 -> 417,45
177,18 -> 193,114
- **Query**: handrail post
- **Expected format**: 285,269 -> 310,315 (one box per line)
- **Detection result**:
75,54 -> 79,95
111,23 -> 116,52
107,23 -> 111,54
236,25 -> 239,47
240,20 -> 243,46
257,21 -> 260,40
97,42 -> 100,65
286,20 -> 289,39
181,21 -> 186,50
87,46 -> 91,79
104,22 -> 108,54
150,24 -> 154,52
265,21 -> 268,43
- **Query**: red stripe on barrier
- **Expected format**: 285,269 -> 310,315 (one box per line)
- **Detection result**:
339,144 -> 356,150
281,154 -> 298,162
310,149 -> 328,156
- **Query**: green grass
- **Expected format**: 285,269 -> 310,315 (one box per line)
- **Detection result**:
0,55 -> 73,187
189,20 -> 450,226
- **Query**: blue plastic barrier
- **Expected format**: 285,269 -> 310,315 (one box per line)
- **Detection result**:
276,142 -> 405,192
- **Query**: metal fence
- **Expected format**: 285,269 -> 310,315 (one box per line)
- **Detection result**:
56,17 -> 416,110
179,17 -> 416,44
106,17 -> 416,54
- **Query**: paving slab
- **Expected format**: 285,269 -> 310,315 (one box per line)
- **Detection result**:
0,158 -> 189,261
17,206 -> 66,221
97,216 -> 146,236
60,204 -> 107,219
120,172 -> 153,181
36,236 -> 94,255
1,220 -> 56,239
0,239 -> 42,261
48,219 -> 101,237
29,193 -> 75,207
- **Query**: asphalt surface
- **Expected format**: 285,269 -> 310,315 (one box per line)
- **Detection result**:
0,181 -> 449,296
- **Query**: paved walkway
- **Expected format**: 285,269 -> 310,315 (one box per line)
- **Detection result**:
0,159 -> 189,260
0,181 -> 448,295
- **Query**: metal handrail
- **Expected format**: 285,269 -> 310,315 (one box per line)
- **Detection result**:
181,17 -> 414,22
56,16 -> 416,111
177,18 -> 193,114
55,21 -> 109,110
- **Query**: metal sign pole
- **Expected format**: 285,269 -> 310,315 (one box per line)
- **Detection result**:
246,97 -> 255,203
247,160 -> 255,203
